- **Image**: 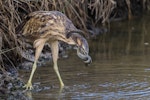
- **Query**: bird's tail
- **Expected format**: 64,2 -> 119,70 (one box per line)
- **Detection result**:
15,22 -> 25,35
15,15 -> 30,35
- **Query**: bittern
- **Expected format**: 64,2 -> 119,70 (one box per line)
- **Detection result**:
16,11 -> 92,90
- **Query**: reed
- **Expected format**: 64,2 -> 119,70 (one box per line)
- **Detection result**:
0,0 -> 148,71
0,0 -> 116,69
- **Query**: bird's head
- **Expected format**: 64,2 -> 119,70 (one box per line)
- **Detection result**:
67,31 -> 92,64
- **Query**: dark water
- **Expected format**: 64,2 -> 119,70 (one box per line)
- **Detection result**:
19,14 -> 150,100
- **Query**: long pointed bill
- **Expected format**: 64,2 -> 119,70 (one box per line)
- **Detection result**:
77,49 -> 92,64
66,30 -> 92,64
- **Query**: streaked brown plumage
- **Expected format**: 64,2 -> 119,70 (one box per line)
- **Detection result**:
16,11 -> 92,90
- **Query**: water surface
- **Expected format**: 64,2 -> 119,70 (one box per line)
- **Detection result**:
19,14 -> 150,100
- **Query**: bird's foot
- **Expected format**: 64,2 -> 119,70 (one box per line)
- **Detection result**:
60,82 -> 64,88
23,82 -> 33,90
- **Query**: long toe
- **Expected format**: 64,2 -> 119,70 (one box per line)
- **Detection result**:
23,82 -> 33,90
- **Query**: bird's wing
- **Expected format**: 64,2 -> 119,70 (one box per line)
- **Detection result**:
16,11 -> 81,43
19,11 -> 67,39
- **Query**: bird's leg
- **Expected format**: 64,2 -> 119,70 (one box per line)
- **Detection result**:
23,61 -> 37,90
24,40 -> 45,90
50,41 -> 64,88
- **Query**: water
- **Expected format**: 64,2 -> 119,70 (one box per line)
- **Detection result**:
19,14 -> 150,100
